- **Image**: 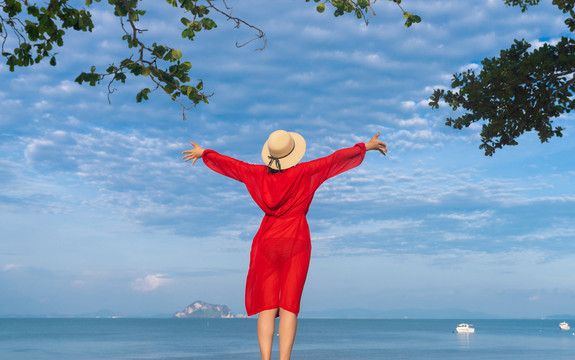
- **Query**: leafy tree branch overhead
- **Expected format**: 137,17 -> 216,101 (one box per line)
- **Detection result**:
429,0 -> 575,156
3,1 -> 570,157
0,0 -> 419,119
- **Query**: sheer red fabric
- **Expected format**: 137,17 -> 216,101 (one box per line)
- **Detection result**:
202,143 -> 366,316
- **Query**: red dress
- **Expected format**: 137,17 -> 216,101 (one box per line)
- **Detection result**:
202,143 -> 366,316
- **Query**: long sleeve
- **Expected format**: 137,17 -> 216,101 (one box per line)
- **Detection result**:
304,143 -> 366,187
202,149 -> 258,183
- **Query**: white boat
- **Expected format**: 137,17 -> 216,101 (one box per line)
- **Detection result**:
559,321 -> 570,331
456,323 -> 475,333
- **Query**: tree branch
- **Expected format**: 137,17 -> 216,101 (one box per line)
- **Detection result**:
206,0 -> 266,50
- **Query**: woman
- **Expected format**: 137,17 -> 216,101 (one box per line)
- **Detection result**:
182,130 -> 387,360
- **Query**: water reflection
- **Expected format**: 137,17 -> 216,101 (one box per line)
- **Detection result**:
559,332 -> 575,350
456,333 -> 473,349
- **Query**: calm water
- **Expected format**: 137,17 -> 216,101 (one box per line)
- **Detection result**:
1,318 -> 574,359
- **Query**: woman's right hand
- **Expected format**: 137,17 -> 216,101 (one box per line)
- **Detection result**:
182,142 -> 205,165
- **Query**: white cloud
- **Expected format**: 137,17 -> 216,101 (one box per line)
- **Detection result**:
393,129 -> 436,141
437,210 -> 494,222
131,273 -> 173,292
71,280 -> 86,287
424,83 -> 449,94
302,25 -> 333,40
510,223 -> 575,243
247,103 -> 296,115
1,99 -> 23,107
40,80 -> 82,95
530,37 -> 561,49
286,71 -> 317,84
396,116 -> 428,128
459,63 -> 481,72
2,264 -> 21,271
310,49 -> 403,70
33,100 -> 51,109
400,101 -> 416,110
24,139 -> 55,162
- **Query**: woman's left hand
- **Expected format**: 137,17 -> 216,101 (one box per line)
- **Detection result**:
365,132 -> 388,156
182,142 -> 205,165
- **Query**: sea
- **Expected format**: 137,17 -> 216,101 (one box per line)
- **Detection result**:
1,318 -> 574,360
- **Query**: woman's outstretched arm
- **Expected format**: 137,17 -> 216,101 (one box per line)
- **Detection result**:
182,142 -> 205,165
303,132 -> 387,187
365,132 -> 388,156
182,142 -> 257,183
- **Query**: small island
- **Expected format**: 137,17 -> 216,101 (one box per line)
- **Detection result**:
173,301 -> 247,318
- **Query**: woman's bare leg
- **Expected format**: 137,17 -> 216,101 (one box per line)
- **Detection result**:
257,308 -> 278,360
278,308 -> 298,360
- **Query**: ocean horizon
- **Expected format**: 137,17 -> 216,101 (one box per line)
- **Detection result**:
2,318 -> 574,360
4,303 -> 575,320
2,308 -> 574,319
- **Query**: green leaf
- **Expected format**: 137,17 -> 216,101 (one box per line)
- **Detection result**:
202,18 -> 217,30
6,55 -> 16,71
181,61 -> 192,71
152,45 -> 167,58
136,88 -> 151,102
171,49 -> 182,60
181,17 -> 191,27
183,85 -> 194,96
164,84 -> 176,93
74,73 -> 85,84
149,67 -> 160,77
115,72 -> 127,83
49,56 -> 56,66
180,0 -> 195,11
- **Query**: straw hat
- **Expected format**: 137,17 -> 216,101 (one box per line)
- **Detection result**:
261,130 -> 306,171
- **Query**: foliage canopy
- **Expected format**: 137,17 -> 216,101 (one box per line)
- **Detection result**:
0,0 -> 418,119
2,0 -> 571,156
429,0 -> 575,155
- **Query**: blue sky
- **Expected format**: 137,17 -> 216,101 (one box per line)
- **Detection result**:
1,0 -> 574,318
